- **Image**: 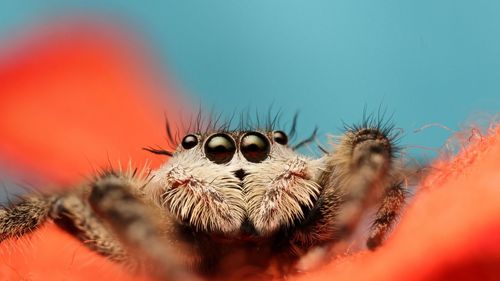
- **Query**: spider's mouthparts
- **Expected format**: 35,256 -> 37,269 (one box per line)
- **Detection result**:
240,218 -> 257,236
234,169 -> 247,182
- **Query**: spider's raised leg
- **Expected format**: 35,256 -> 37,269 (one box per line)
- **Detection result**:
285,123 -> 405,257
322,124 -> 402,245
366,181 -> 406,249
88,173 -> 197,280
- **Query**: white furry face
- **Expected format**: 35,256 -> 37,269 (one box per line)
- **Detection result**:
147,131 -> 324,237
244,145 -> 324,234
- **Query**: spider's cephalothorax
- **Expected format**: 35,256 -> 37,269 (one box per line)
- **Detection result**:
0,118 -> 407,280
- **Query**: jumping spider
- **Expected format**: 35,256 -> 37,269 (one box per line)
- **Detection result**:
0,115 -> 406,280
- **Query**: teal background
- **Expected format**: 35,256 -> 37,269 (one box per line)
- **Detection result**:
2,1 -> 500,159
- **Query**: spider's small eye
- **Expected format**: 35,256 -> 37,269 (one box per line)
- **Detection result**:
241,132 -> 270,163
181,134 -> 198,149
273,131 -> 288,145
204,134 -> 236,164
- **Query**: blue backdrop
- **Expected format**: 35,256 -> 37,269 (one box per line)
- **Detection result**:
2,1 -> 500,160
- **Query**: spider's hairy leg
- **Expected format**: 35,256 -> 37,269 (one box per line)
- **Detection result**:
323,125 -> 398,241
366,181 -> 406,249
0,191 -> 128,262
88,173 -> 198,281
0,197 -> 53,241
50,193 -> 128,263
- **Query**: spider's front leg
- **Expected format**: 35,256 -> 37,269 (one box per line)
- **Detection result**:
0,187 -> 127,262
51,191 -> 129,262
0,196 -> 53,241
321,124 -> 406,249
88,173 -> 198,280
366,181 -> 406,249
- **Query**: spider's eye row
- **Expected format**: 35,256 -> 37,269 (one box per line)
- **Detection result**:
204,134 -> 236,164
181,134 -> 199,149
273,131 -> 288,145
241,132 -> 270,163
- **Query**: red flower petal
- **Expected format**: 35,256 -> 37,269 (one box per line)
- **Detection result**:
0,21 -> 182,184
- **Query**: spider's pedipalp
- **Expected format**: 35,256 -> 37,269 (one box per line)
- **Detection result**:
148,147 -> 246,234
244,145 -> 324,235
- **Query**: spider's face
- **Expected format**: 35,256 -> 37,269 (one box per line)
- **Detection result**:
148,130 -> 324,237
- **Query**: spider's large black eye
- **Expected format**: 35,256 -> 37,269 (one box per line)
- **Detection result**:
204,134 -> 236,164
241,132 -> 270,163
181,134 -> 198,149
273,131 -> 288,145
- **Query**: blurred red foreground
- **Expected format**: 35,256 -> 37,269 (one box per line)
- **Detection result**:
1,22 -> 500,281
0,21 -> 181,185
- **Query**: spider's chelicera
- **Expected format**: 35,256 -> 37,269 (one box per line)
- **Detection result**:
0,114 -> 406,280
